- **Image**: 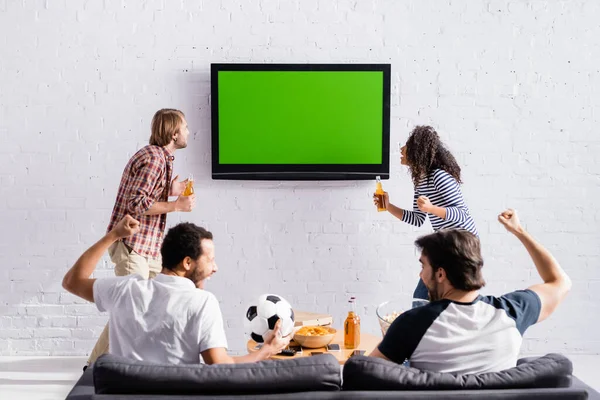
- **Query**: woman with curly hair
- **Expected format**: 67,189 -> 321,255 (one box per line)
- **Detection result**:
373,125 -> 478,300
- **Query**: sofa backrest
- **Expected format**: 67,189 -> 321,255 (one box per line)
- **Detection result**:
343,353 -> 573,391
93,353 -> 341,395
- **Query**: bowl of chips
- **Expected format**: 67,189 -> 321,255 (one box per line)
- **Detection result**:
293,325 -> 336,348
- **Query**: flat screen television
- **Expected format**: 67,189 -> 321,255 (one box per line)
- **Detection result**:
211,63 -> 390,180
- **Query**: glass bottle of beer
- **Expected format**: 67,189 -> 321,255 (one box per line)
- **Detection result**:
182,174 -> 194,196
344,297 -> 361,349
375,175 -> 387,212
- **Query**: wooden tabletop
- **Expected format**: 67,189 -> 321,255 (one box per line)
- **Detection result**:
247,330 -> 381,365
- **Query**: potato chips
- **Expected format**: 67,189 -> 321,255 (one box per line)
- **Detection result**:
296,326 -> 330,336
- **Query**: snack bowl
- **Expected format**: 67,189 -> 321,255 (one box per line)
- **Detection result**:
376,298 -> 429,336
293,326 -> 336,348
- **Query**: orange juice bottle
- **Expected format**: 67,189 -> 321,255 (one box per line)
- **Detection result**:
375,176 -> 387,212
344,297 -> 361,349
182,174 -> 194,196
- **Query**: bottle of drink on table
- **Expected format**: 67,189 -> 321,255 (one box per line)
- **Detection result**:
344,297 -> 361,349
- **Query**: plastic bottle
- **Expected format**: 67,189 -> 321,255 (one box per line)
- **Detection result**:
182,174 -> 194,196
344,297 -> 361,349
375,175 -> 387,212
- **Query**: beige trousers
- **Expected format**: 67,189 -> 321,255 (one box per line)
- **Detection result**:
86,241 -> 162,365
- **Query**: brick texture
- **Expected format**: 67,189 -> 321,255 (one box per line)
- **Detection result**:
0,0 -> 598,356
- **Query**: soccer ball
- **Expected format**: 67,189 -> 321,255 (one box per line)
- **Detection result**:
244,294 -> 295,343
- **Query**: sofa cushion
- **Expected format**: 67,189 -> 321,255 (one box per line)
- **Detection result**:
93,353 -> 341,395
343,353 -> 573,391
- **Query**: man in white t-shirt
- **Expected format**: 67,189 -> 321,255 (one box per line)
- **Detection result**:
63,215 -> 290,365
370,209 -> 572,374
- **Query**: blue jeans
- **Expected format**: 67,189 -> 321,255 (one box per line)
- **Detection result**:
413,278 -> 429,302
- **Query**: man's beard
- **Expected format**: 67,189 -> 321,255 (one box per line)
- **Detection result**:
173,136 -> 187,149
427,280 -> 440,302
189,265 -> 206,288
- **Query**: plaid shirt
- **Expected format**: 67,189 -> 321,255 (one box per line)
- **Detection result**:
107,145 -> 174,259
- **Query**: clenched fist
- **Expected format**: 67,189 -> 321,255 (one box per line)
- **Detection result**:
498,209 -> 524,235
112,215 -> 141,239
417,196 -> 433,213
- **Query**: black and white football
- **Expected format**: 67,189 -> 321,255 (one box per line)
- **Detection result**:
244,294 -> 295,343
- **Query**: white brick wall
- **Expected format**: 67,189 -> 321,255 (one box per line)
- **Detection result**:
1,0 -> 599,356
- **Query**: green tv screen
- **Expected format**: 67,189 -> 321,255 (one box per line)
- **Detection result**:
211,64 -> 390,180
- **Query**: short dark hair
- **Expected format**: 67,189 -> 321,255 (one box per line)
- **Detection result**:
161,223 -> 213,271
415,229 -> 485,291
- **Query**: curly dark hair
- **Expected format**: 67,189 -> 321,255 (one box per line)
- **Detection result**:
161,223 -> 213,271
415,229 -> 485,291
405,126 -> 462,186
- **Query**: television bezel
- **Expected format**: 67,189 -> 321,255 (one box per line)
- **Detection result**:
211,63 -> 391,181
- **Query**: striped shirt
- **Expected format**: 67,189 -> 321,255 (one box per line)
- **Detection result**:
402,169 -> 478,236
107,145 -> 174,259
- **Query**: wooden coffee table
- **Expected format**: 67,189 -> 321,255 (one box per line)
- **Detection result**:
247,330 -> 380,365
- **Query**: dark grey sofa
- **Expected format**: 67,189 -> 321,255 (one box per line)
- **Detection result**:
66,353 -> 600,399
